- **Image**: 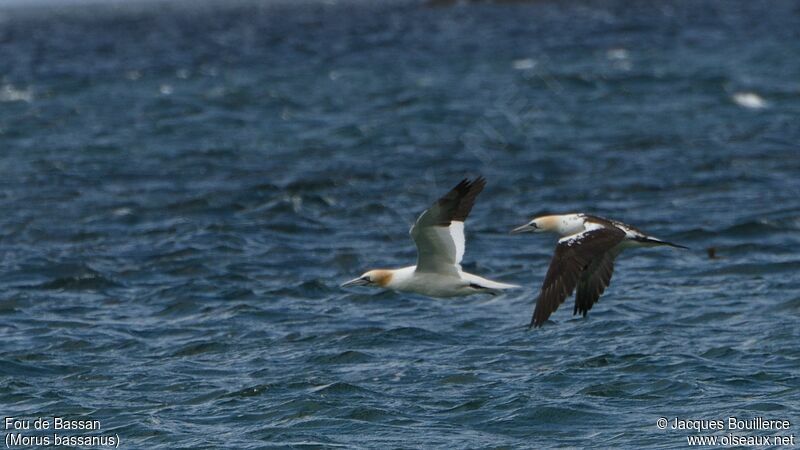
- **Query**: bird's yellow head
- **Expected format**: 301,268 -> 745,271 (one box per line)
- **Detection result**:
340,269 -> 393,288
510,215 -> 562,234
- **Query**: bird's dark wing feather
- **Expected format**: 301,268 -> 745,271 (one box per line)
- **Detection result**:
530,227 -> 625,328
430,176 -> 486,226
574,249 -> 619,318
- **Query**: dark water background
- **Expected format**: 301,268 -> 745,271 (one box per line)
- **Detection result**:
1,0 -> 799,447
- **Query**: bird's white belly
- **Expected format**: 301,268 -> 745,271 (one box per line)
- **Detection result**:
393,272 -> 469,297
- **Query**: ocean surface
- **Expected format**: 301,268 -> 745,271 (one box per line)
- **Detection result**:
1,0 -> 799,448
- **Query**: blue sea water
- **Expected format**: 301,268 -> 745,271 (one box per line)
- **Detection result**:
1,0 -> 799,448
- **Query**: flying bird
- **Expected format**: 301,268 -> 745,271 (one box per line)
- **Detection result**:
511,213 -> 687,328
342,177 -> 519,297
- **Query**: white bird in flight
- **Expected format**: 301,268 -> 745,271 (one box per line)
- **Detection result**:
511,213 -> 687,328
342,177 -> 519,297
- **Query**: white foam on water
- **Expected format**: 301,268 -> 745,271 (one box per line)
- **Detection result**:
732,92 -> 767,109
0,84 -> 33,102
511,58 -> 536,70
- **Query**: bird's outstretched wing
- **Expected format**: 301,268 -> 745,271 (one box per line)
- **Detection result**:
574,248 -> 620,318
410,176 -> 486,276
530,227 -> 625,328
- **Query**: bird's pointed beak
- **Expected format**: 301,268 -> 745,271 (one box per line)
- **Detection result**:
510,223 -> 537,234
341,277 -> 370,288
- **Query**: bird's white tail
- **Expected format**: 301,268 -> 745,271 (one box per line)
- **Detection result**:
462,272 -> 520,291
637,236 -> 689,249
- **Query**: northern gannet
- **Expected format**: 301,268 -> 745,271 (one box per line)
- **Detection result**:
511,213 -> 687,328
342,177 -> 519,297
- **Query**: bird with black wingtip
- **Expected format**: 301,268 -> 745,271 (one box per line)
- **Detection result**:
511,213 -> 687,328
342,176 -> 519,298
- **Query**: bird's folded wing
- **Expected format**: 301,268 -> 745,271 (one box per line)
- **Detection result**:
411,177 -> 485,275
530,227 -> 625,328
